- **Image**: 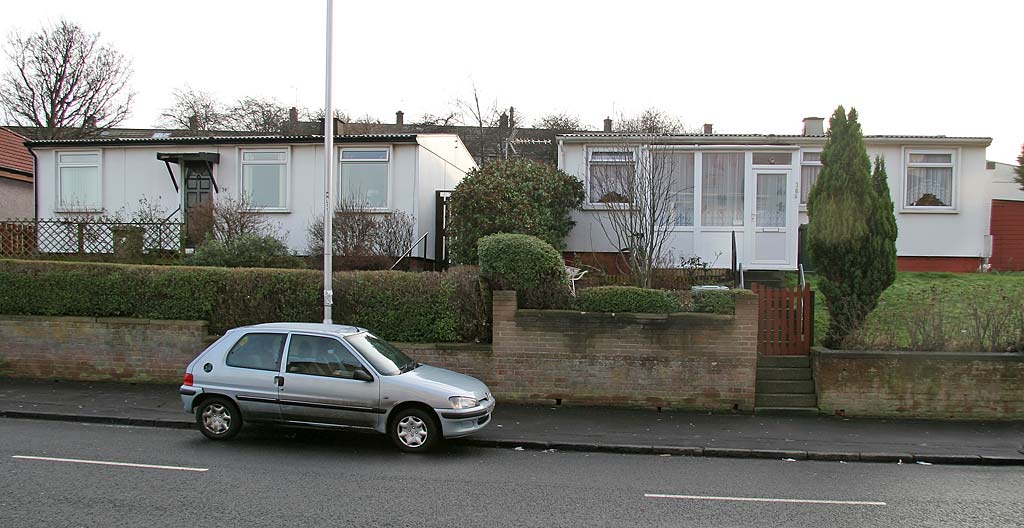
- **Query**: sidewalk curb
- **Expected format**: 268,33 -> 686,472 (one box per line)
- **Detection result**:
4,410 -> 1022,466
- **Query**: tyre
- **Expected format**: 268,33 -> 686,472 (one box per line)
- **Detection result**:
389,407 -> 440,453
196,397 -> 242,441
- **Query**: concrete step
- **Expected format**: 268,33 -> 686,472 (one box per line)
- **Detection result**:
757,380 -> 815,394
756,367 -> 812,381
757,355 -> 810,368
754,406 -> 820,416
756,393 -> 818,408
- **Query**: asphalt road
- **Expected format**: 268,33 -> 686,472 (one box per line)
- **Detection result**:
1,418 -> 1022,528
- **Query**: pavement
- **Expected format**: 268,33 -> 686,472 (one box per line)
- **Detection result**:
1,377 -> 1022,465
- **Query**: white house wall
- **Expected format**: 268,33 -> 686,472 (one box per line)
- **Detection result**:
414,135 -> 476,260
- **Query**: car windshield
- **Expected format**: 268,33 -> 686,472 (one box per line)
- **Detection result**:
344,332 -> 418,376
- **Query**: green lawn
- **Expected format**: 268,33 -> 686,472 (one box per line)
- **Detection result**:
787,272 -> 1024,349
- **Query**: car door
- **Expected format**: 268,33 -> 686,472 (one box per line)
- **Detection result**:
220,331 -> 287,422
278,333 -> 381,428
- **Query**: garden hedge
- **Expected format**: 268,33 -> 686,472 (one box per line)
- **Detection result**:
477,233 -> 571,309
0,259 -> 488,342
691,289 -> 742,315
575,286 -> 682,313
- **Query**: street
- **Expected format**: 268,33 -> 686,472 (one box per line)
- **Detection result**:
1,418 -> 1021,527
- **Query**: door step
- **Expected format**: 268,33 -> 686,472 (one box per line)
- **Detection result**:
756,393 -> 817,408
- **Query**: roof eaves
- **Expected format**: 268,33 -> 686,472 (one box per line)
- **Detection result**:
25,133 -> 421,148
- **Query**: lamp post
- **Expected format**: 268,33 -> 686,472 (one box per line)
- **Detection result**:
322,0 -> 334,324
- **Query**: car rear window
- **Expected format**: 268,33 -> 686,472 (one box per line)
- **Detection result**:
225,333 -> 286,371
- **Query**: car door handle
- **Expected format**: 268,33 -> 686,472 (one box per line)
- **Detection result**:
274,376 -> 284,387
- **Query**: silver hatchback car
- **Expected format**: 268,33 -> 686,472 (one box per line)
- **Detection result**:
179,322 -> 494,452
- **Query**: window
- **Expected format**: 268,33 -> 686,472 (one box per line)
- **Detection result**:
905,151 -> 954,208
240,149 -> 288,209
752,152 -> 792,166
57,151 -> 101,210
655,151 -> 695,226
344,333 -> 416,376
285,334 -> 364,379
701,152 -> 745,226
756,172 -> 787,227
800,151 -> 822,205
225,333 -> 286,371
339,148 -> 389,208
588,150 -> 634,204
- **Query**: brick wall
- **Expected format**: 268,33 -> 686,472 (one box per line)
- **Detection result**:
0,315 -> 210,383
896,256 -> 982,272
812,348 -> 1024,419
413,290 -> 759,411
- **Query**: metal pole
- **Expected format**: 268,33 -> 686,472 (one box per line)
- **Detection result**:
322,0 -> 334,324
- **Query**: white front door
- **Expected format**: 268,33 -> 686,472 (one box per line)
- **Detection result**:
748,169 -> 793,266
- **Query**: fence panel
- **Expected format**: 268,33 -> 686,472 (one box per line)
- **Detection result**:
0,219 -> 184,259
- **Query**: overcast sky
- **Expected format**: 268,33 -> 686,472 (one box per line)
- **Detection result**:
2,0 -> 1022,162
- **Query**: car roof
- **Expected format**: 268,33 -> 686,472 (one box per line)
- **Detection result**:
238,322 -> 367,337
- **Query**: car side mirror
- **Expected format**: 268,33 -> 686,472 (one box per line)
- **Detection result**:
353,368 -> 373,382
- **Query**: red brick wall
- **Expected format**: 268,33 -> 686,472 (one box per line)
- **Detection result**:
897,256 -> 982,273
421,290 -> 759,411
0,316 -> 211,382
990,199 -> 1024,271
812,348 -> 1024,419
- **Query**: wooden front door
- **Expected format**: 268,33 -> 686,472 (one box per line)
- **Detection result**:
184,160 -> 214,245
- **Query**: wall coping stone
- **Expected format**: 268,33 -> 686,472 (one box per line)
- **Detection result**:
812,346 -> 1024,363
0,314 -> 208,328
516,309 -> 734,324
397,342 -> 493,352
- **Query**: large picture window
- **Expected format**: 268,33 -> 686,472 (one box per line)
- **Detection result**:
701,152 -> 745,226
240,149 -> 288,209
905,150 -> 954,208
800,151 -> 821,206
57,151 -> 101,210
588,150 -> 634,204
656,151 -> 694,226
339,148 -> 389,209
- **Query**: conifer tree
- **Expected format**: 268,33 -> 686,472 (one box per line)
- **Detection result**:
1015,144 -> 1024,191
807,107 -> 897,346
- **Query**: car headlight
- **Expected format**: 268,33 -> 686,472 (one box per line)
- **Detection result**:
449,396 -> 479,409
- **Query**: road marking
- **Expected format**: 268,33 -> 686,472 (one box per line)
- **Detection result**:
12,455 -> 209,473
645,493 -> 886,506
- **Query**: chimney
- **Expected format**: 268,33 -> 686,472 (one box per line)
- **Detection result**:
333,117 -> 344,135
603,117 -> 612,132
289,107 -> 299,123
703,123 -> 713,134
499,112 -> 509,129
395,110 -> 404,125
802,117 -> 825,136
84,115 -> 97,128
188,114 -> 199,132
508,106 -> 516,128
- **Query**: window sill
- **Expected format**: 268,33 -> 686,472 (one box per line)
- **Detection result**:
55,207 -> 105,214
335,208 -> 392,214
699,225 -> 745,231
582,203 -> 630,211
899,207 -> 959,215
242,208 -> 290,214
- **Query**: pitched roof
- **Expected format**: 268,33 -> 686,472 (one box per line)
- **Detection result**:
0,127 -> 33,181
556,132 -> 992,146
24,133 -> 420,148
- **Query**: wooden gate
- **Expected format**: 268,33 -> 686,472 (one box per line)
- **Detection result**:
751,284 -> 815,355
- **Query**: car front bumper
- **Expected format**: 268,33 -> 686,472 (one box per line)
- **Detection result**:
436,397 -> 495,438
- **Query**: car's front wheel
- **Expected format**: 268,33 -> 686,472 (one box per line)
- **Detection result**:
196,397 -> 242,441
389,408 -> 440,452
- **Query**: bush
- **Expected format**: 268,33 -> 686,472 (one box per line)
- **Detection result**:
0,259 -> 488,342
448,158 -> 585,264
691,290 -> 739,315
187,234 -> 305,269
575,286 -> 681,313
477,234 -> 571,309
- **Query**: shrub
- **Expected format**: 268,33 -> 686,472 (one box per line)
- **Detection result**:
477,233 -> 571,309
307,201 -> 415,259
575,286 -> 681,313
448,158 -> 585,264
187,234 -> 305,269
0,259 -> 488,342
691,290 -> 739,315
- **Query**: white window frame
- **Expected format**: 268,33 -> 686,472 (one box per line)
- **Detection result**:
55,150 -> 103,213
650,147 -> 696,231
585,146 -> 637,209
698,150 -> 748,230
901,147 -> 958,213
238,147 -> 290,212
338,146 -> 392,211
799,149 -> 822,209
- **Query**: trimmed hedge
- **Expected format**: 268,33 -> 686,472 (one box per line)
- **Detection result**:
477,233 -> 571,309
575,286 -> 682,314
187,234 -> 305,269
691,289 -> 742,315
0,259 -> 487,342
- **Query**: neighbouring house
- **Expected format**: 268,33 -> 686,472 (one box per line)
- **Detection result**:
985,161 -> 1024,271
25,132 -> 476,259
0,127 -> 34,220
557,117 -> 999,272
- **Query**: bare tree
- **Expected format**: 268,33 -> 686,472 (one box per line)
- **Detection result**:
0,19 -> 134,139
415,112 -> 459,126
534,112 -> 584,131
211,194 -> 279,242
592,145 -> 687,287
615,107 -> 690,134
455,83 -> 501,128
157,86 -> 225,131
307,199 -> 414,258
224,96 -> 288,132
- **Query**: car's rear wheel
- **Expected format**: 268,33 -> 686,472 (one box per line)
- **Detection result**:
389,408 -> 440,452
196,397 -> 242,441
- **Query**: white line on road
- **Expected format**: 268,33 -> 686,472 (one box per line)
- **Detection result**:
645,493 -> 886,506
12,455 -> 209,472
